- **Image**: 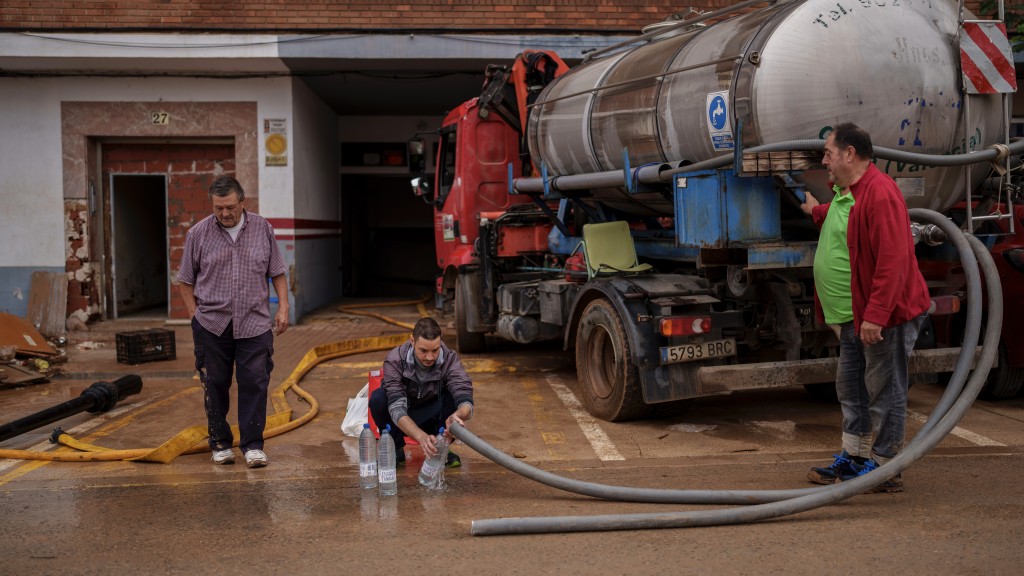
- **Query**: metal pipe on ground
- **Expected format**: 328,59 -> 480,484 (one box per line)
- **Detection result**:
0,375 -> 143,443
453,209 -> 1000,535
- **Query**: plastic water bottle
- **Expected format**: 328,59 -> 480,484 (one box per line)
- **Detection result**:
358,423 -> 378,489
377,424 -> 398,496
418,427 -> 448,489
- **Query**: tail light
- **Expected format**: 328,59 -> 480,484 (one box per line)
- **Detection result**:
659,316 -> 712,337
928,295 -> 960,315
1003,248 -> 1024,274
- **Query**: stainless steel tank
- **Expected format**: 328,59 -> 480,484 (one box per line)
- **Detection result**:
527,0 -> 1006,215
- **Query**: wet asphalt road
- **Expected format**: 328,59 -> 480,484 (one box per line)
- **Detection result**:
0,316 -> 1022,575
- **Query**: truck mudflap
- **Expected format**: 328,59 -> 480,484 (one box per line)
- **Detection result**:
565,273 -> 733,406
694,346 -> 982,395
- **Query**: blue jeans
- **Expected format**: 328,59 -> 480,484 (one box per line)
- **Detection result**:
191,319 -> 275,453
835,314 -> 926,463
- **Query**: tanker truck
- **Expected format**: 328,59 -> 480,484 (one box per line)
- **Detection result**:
412,0 -> 1021,420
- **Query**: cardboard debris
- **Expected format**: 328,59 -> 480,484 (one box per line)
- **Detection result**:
27,271 -> 68,338
0,312 -> 57,357
0,363 -> 48,387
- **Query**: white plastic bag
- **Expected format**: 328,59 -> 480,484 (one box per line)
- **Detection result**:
340,383 -> 370,437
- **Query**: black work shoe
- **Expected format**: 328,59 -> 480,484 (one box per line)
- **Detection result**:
445,450 -> 461,468
808,450 -> 859,485
395,449 -> 406,465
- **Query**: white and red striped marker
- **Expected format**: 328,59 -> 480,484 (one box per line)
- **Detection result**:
960,21 -> 1017,94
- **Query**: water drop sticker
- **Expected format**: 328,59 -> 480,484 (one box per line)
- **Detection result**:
706,91 -> 734,151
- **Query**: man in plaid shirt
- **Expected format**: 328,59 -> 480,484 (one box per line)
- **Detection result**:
177,176 -> 290,468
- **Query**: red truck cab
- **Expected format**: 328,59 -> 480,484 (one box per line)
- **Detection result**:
430,98 -> 529,271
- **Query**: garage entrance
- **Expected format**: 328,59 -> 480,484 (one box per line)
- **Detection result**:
341,173 -> 436,298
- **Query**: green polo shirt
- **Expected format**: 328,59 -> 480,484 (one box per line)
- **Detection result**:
814,188 -> 854,325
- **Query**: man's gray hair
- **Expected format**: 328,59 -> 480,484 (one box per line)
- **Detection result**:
209,176 -> 245,201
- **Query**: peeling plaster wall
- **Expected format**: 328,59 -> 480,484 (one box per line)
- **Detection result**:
0,80 -> 65,317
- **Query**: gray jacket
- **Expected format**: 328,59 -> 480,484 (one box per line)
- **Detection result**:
381,340 -> 473,423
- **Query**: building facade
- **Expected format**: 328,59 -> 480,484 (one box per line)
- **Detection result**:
0,0 -> 1003,328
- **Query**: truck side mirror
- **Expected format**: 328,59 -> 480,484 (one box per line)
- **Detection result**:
411,176 -> 433,201
408,137 -> 426,173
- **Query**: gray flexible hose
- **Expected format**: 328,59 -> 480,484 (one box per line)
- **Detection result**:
905,210 -> 984,438
455,208 -> 1001,535
513,138 -> 1024,194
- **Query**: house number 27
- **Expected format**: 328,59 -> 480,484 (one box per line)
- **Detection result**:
151,112 -> 170,125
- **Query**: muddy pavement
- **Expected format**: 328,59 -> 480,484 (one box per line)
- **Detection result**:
0,309 -> 1022,574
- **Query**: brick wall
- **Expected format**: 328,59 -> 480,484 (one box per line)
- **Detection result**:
0,1 -> 990,32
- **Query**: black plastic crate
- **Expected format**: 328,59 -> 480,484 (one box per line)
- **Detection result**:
116,328 -> 176,365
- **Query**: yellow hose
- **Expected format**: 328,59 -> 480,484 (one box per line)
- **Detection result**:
337,296 -> 431,330
0,331 -> 415,463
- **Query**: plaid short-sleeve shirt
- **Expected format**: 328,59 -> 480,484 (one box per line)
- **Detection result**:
177,211 -> 288,339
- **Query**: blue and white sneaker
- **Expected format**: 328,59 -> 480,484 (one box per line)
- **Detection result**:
807,450 -> 860,485
838,458 -> 904,493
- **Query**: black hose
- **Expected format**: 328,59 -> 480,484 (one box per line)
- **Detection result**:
454,208 -> 1001,535
0,375 -> 143,443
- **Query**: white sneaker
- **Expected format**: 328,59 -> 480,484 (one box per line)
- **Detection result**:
245,449 -> 269,468
211,449 -> 235,464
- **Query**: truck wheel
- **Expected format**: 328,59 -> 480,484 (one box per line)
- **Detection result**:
980,343 -> 1024,400
575,299 -> 646,421
455,275 -> 486,354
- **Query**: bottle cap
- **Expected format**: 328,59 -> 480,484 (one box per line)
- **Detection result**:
439,426 -> 445,434
363,423 -> 370,429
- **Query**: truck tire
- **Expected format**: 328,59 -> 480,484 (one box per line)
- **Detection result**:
455,275 -> 486,354
575,299 -> 646,421
980,343 -> 1024,400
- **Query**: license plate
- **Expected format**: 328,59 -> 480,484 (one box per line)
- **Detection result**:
660,338 -> 736,365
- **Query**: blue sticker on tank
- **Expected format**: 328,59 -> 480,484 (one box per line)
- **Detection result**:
706,91 -> 733,151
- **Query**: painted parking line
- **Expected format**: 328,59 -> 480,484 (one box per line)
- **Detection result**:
908,410 -> 1005,446
518,375 -> 566,459
545,375 -> 624,461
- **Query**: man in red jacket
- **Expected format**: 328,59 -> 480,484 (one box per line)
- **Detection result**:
800,123 -> 930,493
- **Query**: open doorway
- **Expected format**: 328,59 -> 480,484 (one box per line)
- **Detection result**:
110,174 -> 168,318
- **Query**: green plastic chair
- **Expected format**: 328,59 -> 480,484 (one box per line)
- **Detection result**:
581,221 -> 653,279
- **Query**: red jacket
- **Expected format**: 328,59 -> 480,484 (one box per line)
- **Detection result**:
812,164 -> 930,332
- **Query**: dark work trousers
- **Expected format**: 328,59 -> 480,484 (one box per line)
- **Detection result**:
368,386 -> 456,451
191,318 -> 275,452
